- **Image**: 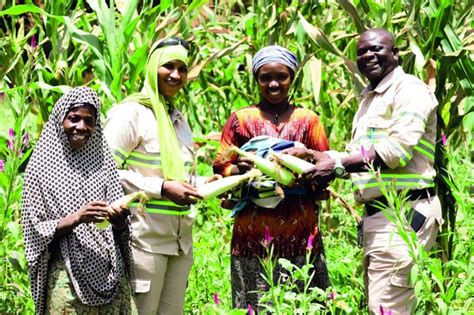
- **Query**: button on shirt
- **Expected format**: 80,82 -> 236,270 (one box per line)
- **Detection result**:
104,101 -> 196,255
347,67 -> 438,203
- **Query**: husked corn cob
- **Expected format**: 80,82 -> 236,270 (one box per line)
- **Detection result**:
198,168 -> 262,200
232,146 -> 295,186
96,191 -> 148,229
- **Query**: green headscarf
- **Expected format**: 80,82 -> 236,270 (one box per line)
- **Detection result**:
124,42 -> 189,181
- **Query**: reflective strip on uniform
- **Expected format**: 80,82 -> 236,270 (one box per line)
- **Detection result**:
354,132 -> 412,167
124,150 -> 192,169
414,139 -> 435,160
353,173 -> 434,190
130,200 -> 191,215
112,147 -> 129,165
386,138 -> 412,166
395,111 -> 427,125
126,151 -> 161,169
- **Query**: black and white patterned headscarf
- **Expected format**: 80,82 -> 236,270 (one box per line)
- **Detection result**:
21,87 -> 130,314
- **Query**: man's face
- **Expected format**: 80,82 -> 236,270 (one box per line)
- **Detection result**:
356,30 -> 399,86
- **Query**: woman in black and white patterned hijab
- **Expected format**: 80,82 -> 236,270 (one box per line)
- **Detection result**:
21,87 -> 134,314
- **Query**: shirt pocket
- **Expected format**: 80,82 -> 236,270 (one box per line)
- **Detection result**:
365,117 -> 391,145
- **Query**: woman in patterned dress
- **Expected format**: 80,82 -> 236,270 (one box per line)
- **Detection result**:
213,45 -> 331,310
21,87 -> 135,314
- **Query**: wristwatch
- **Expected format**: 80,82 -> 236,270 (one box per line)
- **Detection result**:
333,157 -> 347,178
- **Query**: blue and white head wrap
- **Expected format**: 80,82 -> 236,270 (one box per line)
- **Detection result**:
252,45 -> 299,76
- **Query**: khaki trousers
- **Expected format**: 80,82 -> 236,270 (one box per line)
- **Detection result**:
132,246 -> 193,315
362,195 -> 442,314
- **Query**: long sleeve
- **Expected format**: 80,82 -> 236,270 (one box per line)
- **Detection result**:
103,103 -> 165,198
21,172 -> 60,314
374,80 -> 436,169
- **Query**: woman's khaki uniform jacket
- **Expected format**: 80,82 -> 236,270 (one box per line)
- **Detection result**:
104,101 -> 197,256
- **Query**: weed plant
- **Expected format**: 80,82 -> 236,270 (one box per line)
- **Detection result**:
186,143 -> 473,314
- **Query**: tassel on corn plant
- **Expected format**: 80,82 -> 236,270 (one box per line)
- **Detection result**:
96,191 -> 148,229
232,146 -> 296,186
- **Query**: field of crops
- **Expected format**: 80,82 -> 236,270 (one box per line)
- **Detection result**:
0,0 -> 473,313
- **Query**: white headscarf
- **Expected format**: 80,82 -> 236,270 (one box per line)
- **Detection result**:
21,87 -> 131,314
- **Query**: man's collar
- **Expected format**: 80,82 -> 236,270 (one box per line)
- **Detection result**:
361,66 -> 403,97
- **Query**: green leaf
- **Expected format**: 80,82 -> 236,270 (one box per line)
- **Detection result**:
159,0 -> 172,13
298,13 -> 343,57
0,4 -> 45,16
188,37 -> 249,81
409,34 -> 426,74
337,0 -> 367,33
305,56 -> 322,107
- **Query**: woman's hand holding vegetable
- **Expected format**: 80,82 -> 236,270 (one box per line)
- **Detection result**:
162,180 -> 202,205
54,201 -> 111,240
230,157 -> 254,175
75,201 -> 110,224
107,204 -> 131,230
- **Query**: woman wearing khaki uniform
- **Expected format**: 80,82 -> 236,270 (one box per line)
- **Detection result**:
104,38 -> 203,315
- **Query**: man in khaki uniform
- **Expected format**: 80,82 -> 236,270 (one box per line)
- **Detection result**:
290,28 -> 442,314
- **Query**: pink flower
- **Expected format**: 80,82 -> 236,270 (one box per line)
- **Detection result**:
361,144 -> 370,163
380,305 -> 392,315
23,132 -> 29,146
8,128 -> 14,139
307,234 -> 314,251
18,148 -> 23,158
0,159 -> 4,172
441,133 -> 447,146
329,291 -> 335,300
261,225 -> 273,248
248,304 -> 254,315
307,227 -> 319,251
213,292 -> 220,305
7,140 -> 13,150
30,35 -> 37,50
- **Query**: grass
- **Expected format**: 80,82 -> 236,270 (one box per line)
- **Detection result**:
185,143 -> 473,314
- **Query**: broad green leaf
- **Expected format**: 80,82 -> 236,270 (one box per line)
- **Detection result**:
337,0 -> 366,33
188,0 -> 208,12
305,56 -> 322,107
298,13 -> 343,57
0,4 -> 45,16
159,0 -> 172,13
409,34 -> 426,74
187,37 -> 249,80
29,82 -> 72,93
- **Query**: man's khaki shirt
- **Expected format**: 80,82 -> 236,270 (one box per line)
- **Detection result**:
347,66 -> 438,203
104,102 -> 196,255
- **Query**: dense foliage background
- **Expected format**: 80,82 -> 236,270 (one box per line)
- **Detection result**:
0,0 -> 472,313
